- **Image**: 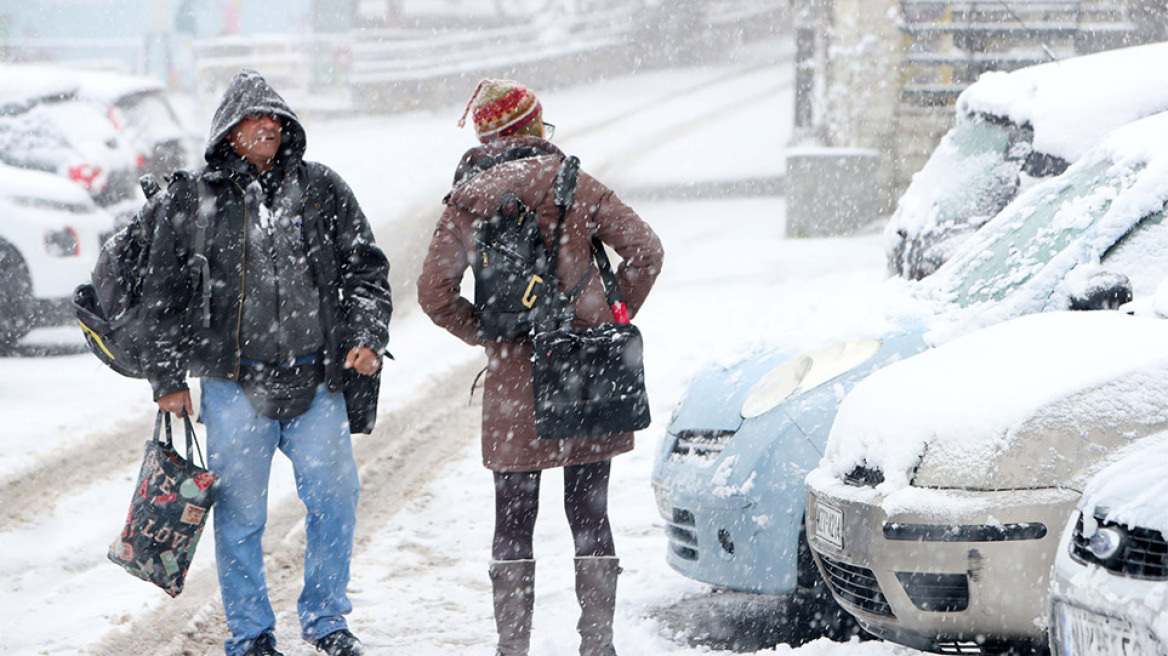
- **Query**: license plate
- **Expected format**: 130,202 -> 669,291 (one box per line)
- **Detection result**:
1059,603 -> 1158,656
815,502 -> 844,550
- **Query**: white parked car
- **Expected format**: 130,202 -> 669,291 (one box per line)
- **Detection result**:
72,69 -> 194,186
805,311 -> 1168,654
0,65 -> 143,225
887,42 -> 1168,280
0,162 -> 115,347
1048,435 -> 1168,656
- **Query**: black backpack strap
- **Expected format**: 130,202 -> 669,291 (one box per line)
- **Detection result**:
191,177 -> 214,328
546,155 -> 580,289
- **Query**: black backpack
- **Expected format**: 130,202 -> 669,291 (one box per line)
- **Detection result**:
73,173 -> 211,378
472,156 -> 579,341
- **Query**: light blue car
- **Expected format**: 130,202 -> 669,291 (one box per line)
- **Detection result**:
652,330 -> 928,596
652,108 -> 1168,621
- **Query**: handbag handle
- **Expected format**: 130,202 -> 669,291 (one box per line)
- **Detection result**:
591,239 -> 629,324
154,410 -> 207,469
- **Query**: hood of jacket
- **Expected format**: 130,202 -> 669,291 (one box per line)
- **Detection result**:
204,68 -> 307,172
446,136 -> 565,215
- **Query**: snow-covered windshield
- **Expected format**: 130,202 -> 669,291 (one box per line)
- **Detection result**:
890,115 -> 1022,240
934,156 -> 1140,308
0,109 -> 75,172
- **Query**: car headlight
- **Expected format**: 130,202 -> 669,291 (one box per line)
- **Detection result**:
44,227 -> 81,257
741,339 -> 882,419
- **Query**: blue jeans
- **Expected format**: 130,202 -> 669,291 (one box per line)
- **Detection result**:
200,378 -> 360,656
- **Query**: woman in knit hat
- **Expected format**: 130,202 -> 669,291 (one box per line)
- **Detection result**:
418,79 -> 664,656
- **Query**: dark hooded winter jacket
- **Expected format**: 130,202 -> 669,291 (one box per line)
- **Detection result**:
418,136 -> 664,471
140,69 -> 392,406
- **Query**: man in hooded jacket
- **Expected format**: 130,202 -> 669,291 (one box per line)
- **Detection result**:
141,69 -> 391,656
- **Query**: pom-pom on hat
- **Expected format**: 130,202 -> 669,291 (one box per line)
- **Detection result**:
458,78 -> 543,142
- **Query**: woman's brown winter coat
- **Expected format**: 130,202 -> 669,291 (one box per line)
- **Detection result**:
417,137 -> 665,472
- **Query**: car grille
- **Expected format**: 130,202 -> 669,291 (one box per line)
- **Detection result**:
1071,513 -> 1168,580
895,571 -> 970,612
666,508 -> 699,561
671,429 -> 735,459
935,641 -> 982,654
818,553 -> 895,617
843,464 -> 884,487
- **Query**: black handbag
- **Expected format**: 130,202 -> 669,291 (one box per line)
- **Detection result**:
532,318 -> 651,440
530,156 -> 651,440
343,364 -> 381,435
108,411 -> 217,597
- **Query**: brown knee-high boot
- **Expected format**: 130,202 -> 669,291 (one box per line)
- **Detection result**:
574,556 -> 620,656
490,559 -> 536,656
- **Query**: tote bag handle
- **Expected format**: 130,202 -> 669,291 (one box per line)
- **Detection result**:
154,410 -> 207,469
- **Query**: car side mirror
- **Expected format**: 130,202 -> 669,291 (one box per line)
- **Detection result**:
1068,271 -> 1133,311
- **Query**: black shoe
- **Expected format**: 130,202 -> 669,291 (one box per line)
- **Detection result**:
315,629 -> 364,656
243,632 -> 283,656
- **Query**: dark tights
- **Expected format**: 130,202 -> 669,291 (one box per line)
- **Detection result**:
492,459 -> 615,561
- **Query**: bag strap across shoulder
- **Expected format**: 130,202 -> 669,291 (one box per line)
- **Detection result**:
191,178 -> 214,328
545,156 -> 629,325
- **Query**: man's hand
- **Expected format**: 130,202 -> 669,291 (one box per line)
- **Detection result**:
345,346 -> 381,376
157,389 -> 193,417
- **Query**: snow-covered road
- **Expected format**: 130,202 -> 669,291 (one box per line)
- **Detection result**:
0,34 -> 924,656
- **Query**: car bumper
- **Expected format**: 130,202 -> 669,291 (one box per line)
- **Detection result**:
653,477 -> 804,595
1048,512 -> 1168,656
652,416 -> 821,595
806,473 -> 1078,651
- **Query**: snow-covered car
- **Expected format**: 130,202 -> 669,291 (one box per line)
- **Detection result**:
0,161 -> 116,348
805,311 -> 1168,654
1049,436 -> 1168,656
887,41 -> 1168,280
1047,434 -> 1168,656
72,69 -> 194,186
0,65 -> 142,225
652,109 -> 1168,621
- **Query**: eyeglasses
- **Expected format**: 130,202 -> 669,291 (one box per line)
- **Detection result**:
543,122 -> 556,140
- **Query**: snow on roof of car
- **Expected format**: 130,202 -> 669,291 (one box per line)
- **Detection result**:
1078,432 -> 1168,537
957,42 -> 1168,162
0,65 -> 79,111
0,64 -> 165,110
69,69 -> 166,105
823,311 -> 1168,490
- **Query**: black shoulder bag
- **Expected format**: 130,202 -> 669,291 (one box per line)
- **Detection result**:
530,156 -> 651,440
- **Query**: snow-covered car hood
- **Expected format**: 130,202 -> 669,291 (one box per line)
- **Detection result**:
1077,434 -> 1168,539
666,348 -> 793,434
822,312 -> 1168,492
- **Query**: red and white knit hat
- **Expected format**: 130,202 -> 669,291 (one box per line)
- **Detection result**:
458,78 -> 543,142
